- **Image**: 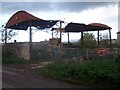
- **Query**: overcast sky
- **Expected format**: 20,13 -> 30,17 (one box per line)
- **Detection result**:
2,2 -> 116,13
0,1 -> 119,42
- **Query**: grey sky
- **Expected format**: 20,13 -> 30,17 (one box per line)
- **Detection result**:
2,2 -> 117,14
0,1 -> 118,42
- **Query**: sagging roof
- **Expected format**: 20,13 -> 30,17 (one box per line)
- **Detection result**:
86,23 -> 112,31
65,23 -> 86,32
5,10 -> 58,30
65,23 -> 112,32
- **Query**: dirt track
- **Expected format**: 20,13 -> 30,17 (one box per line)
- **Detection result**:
2,62 -> 86,88
3,61 -> 51,75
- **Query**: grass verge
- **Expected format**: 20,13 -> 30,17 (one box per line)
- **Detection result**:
38,59 -> 120,88
2,57 -> 28,64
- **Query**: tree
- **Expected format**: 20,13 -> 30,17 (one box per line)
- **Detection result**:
80,33 -> 96,48
0,25 -> 18,44
100,33 -> 109,48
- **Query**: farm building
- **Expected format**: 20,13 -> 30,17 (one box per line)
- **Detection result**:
117,31 -> 120,46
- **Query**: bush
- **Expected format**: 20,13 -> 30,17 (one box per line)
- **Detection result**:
38,59 -> 120,87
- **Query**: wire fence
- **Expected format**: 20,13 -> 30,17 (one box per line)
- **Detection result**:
31,47 -> 120,62
2,42 -> 120,61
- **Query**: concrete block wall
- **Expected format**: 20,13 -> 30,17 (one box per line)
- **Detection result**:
3,42 -> 30,60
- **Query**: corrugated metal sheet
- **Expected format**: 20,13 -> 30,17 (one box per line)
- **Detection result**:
65,22 -> 112,32
88,23 -> 112,29
5,10 -> 58,30
65,23 -> 86,32
6,10 -> 41,28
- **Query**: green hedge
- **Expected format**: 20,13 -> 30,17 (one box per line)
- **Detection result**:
38,59 -> 120,87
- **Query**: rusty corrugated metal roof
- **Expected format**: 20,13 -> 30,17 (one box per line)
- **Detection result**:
5,10 -> 58,30
6,10 -> 41,28
88,23 -> 112,29
65,23 -> 112,32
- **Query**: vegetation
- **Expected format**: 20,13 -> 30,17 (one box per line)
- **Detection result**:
100,33 -> 110,48
38,59 -> 120,88
79,33 -> 96,48
0,24 -> 18,43
2,56 -> 28,64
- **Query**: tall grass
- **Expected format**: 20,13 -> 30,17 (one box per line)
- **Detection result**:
38,59 -> 120,87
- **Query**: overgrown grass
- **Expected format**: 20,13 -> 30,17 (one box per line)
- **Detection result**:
2,56 -> 28,64
38,59 -> 120,88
